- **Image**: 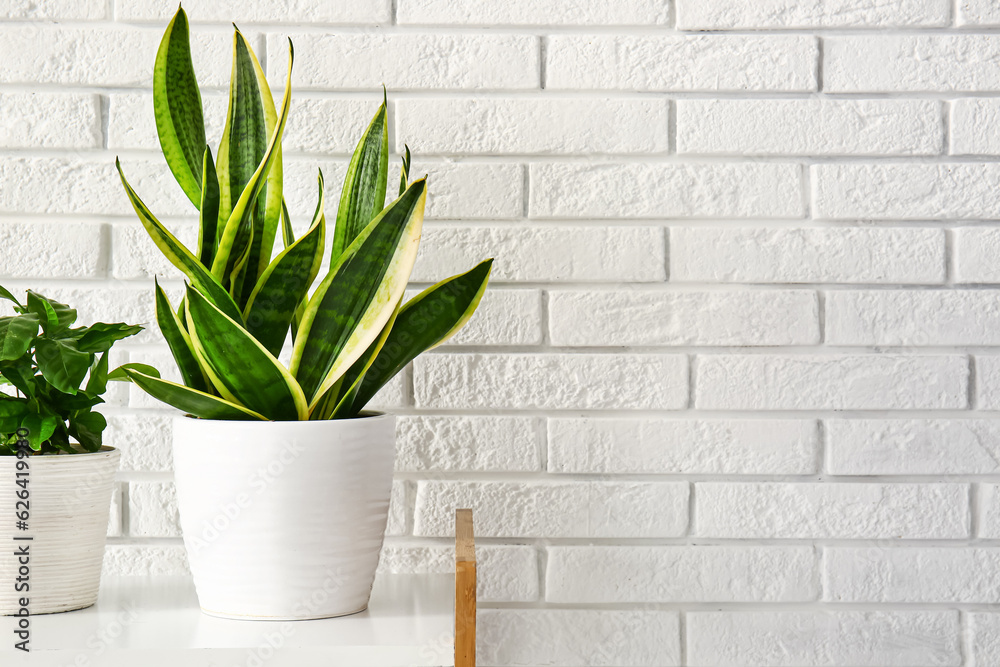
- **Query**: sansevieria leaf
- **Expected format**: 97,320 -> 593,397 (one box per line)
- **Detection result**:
197,146 -> 220,267
155,280 -> 208,392
243,172 -> 325,357
331,96 -> 388,263
212,39 -> 294,287
398,144 -> 411,197
121,367 -> 266,420
351,259 -> 493,411
153,6 -> 206,207
185,285 -> 307,420
291,179 -> 426,407
116,158 -> 244,324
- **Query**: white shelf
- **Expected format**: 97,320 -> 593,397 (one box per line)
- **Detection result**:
3,574 -> 455,666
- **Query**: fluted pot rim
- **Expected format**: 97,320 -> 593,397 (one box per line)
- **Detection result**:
0,445 -> 119,461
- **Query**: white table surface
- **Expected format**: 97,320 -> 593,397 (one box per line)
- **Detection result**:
2,574 -> 455,666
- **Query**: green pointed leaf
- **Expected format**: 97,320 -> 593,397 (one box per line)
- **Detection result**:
398,144 -> 410,197
280,199 -> 294,248
75,322 -> 143,353
185,285 -> 307,420
69,411 -> 106,452
352,259 -> 493,412
155,280 -> 208,392
26,291 -> 76,333
20,413 -> 58,450
0,400 -> 27,433
35,337 -> 91,395
0,286 -> 22,309
326,297 -> 401,420
331,100 -> 389,263
85,350 -> 109,395
108,363 -> 161,382
0,315 -> 39,361
122,368 -> 266,420
212,39 -> 293,290
290,179 -> 426,407
198,146 -> 221,267
153,6 -> 206,207
117,158 -> 244,324
244,172 -> 325,357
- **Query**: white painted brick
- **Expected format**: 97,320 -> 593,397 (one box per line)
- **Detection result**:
128,480 -> 180,538
827,547 -> 1000,603
399,0 -> 670,25
688,611 -> 960,667
530,163 -> 803,219
411,226 -> 665,283
671,227 -> 944,284
978,484 -> 1000,538
103,544 -> 189,577
405,288 -> 542,346
414,353 -> 688,410
548,418 -> 820,475
952,99 -> 1000,155
975,355 -> 1000,410
0,26 -> 236,86
413,480 -> 688,538
828,290 -> 1000,345
546,546 -> 818,603
0,93 -> 101,149
955,227 -> 1000,283
814,163 -> 1000,220
696,354 -> 969,410
396,416 -> 541,472
112,221 -> 198,281
385,480 -> 409,536
547,35 -> 817,92
378,544 -> 538,602
365,374 -> 407,411
827,420 -> 1000,475
267,33 -> 539,91
970,613 -> 1000,667
117,0 -> 390,22
697,482 -> 970,539
398,98 -> 668,154
2,0 -> 105,19
107,484 -> 122,538
677,99 -> 942,156
959,0 -> 1000,25
0,220 -> 105,278
105,413 -> 174,472
549,289 -> 819,346
420,163 -> 524,220
826,36 -> 1000,92
478,609 -> 680,667
677,0 -> 949,28
0,156 -> 191,217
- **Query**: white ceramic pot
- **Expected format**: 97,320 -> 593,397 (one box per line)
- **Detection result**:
172,413 -> 396,620
0,447 -> 120,615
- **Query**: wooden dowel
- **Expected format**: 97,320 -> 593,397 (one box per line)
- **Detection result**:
455,508 -> 476,667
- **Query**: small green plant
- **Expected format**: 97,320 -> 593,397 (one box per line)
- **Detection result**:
0,287 -> 142,455
114,7 -> 492,421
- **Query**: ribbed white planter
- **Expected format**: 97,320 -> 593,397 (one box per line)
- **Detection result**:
172,413 -> 396,620
0,447 -> 119,615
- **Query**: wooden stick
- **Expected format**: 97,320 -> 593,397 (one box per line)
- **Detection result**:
455,508 -> 476,667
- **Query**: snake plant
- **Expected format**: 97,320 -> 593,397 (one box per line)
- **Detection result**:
113,7 -> 492,421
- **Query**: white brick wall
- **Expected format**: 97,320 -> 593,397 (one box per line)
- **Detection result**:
4,0 -> 1000,664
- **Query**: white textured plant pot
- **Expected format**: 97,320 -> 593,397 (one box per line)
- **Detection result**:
172,413 -> 396,620
0,447 -> 119,615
